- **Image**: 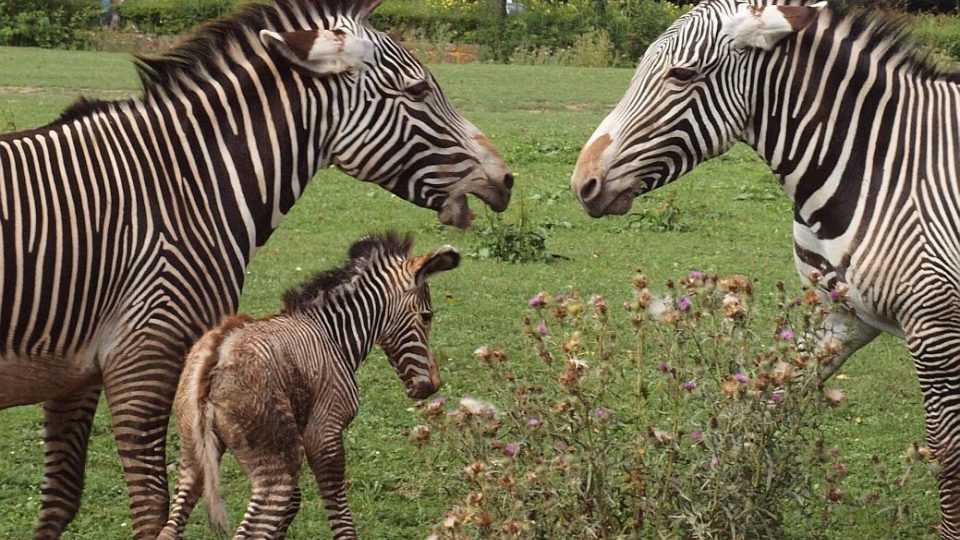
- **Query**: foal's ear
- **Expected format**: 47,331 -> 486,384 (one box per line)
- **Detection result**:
413,245 -> 461,285
725,1 -> 826,51
259,28 -> 373,75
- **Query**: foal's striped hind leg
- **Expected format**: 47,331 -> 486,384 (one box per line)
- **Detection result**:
272,486 -> 302,539
33,386 -> 101,540
305,432 -> 356,539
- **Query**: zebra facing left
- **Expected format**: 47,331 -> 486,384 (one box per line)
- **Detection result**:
0,0 -> 511,538
570,0 -> 960,535
160,232 -> 458,540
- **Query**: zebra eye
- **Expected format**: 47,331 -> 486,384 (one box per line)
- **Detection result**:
420,311 -> 433,323
404,81 -> 431,101
665,67 -> 698,83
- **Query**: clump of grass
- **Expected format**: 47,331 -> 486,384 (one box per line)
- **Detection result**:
469,199 -> 558,264
411,270 -> 935,538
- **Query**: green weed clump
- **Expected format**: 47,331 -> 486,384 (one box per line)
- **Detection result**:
411,271 -> 934,539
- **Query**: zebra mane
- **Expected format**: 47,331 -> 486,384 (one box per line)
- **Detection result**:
816,5 -> 959,84
131,0 -> 373,94
281,231 -> 414,313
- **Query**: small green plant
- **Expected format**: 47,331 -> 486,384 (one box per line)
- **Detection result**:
412,271 -> 935,539
613,193 -> 689,233
469,199 -> 557,264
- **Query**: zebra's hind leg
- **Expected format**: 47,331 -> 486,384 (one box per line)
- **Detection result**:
907,321 -> 960,539
272,486 -> 302,539
305,431 -> 357,539
232,473 -> 301,539
33,386 -> 101,540
102,352 -> 179,539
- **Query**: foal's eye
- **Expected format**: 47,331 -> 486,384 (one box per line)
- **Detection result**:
420,311 -> 433,323
404,81 -> 431,101
665,67 -> 698,83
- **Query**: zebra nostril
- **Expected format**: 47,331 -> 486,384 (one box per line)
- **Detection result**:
581,177 -> 601,201
502,173 -> 514,190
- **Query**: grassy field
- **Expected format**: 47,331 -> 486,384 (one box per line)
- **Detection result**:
0,45 -> 938,538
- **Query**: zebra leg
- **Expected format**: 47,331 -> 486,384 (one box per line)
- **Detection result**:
907,321 -> 960,538
102,353 -> 179,539
158,435 -> 222,540
33,386 -> 101,540
815,308 -> 881,383
232,474 -> 301,539
272,486 -> 302,539
305,432 -> 357,539
224,411 -> 303,539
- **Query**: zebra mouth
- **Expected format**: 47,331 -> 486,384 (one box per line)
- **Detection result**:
438,195 -> 476,229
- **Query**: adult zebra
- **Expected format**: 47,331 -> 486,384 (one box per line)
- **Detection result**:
570,0 -> 960,535
0,0 -> 512,537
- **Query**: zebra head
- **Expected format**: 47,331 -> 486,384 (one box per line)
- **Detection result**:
571,0 -> 825,217
260,0 -> 513,228
379,244 -> 460,399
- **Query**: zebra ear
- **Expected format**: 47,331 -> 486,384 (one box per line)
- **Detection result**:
259,29 -> 373,75
414,246 -> 461,285
726,2 -> 826,51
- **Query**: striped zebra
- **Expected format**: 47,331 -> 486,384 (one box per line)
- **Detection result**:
0,0 -> 512,537
570,0 -> 960,534
159,232 -> 458,540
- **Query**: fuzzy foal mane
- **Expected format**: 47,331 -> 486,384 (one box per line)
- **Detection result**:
281,232 -> 414,314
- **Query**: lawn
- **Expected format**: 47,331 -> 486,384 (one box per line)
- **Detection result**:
0,45 -> 937,538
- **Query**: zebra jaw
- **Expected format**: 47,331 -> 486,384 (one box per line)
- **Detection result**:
438,195 -> 476,229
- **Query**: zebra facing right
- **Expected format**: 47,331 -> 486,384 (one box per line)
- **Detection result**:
570,0 -> 960,535
160,233 -> 457,540
0,0 -> 511,538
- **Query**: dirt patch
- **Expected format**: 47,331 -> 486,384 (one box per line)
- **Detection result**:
0,86 -> 43,94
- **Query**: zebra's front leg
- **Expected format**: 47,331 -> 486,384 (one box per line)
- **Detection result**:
815,306 -> 881,383
305,432 -> 356,539
33,386 -> 101,540
103,353 -> 179,539
908,327 -> 960,538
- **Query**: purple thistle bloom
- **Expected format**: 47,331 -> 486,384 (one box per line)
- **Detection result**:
432,396 -> 447,405
771,391 -> 784,404
528,294 -> 545,308
658,362 -> 670,373
554,441 -> 568,453
527,417 -> 541,427
688,270 -> 704,281
537,322 -> 548,336
690,430 -> 703,443
778,328 -> 795,341
592,295 -> 608,312
734,373 -> 749,384
676,296 -> 692,312
683,380 -> 696,392
829,289 -> 842,302
594,408 -> 612,420
503,442 -> 518,458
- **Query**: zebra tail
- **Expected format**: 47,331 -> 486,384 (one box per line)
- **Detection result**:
198,399 -> 229,536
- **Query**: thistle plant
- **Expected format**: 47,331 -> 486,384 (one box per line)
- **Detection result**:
413,270 -> 934,539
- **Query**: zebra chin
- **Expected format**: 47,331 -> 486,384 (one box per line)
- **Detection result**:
437,179 -> 513,229
577,183 -> 640,218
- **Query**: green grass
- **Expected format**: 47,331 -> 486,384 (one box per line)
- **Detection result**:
0,46 -> 937,538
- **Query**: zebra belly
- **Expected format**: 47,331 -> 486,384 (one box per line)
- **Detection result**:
0,350 -> 99,407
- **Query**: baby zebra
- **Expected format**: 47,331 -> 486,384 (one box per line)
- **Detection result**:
158,233 -> 460,539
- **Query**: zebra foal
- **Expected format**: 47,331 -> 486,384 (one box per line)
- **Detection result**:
571,0 -> 960,534
159,233 -> 458,540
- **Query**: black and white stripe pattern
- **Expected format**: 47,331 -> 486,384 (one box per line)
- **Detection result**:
571,0 -> 960,535
159,233 -> 457,539
0,0 -> 510,538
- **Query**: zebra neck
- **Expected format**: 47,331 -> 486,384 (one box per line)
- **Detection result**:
140,70 -> 328,262
313,285 -> 388,372
741,25 -> 958,237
